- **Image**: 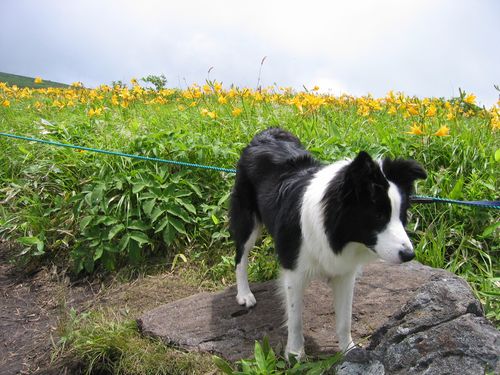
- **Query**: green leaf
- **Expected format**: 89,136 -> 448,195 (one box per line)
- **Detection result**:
155,215 -> 170,233
129,231 -> 151,246
212,356 -> 234,374
102,216 -> 118,226
108,224 -> 125,240
142,199 -> 156,216
449,177 -> 464,200
167,205 -> 190,222
91,184 -> 105,204
80,216 -> 94,232
118,233 -> 130,252
495,148 -> 500,162
17,236 -> 45,255
482,222 -> 500,237
150,207 -> 166,223
179,201 -> 197,215
211,214 -> 220,225
162,224 -> 176,245
128,220 -> 150,231
253,341 -> 266,371
169,217 -> 187,234
132,182 -> 148,194
93,245 -> 104,261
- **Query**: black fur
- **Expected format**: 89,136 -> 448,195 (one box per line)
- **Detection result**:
322,151 -> 391,253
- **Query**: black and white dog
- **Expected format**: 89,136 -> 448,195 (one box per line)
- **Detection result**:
229,128 -> 426,359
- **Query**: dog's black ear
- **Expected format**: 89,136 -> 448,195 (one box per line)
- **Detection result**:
344,151 -> 386,200
349,151 -> 376,176
382,158 -> 427,192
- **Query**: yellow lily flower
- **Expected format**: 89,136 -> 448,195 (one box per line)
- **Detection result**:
406,123 -> 424,135
433,125 -> 450,136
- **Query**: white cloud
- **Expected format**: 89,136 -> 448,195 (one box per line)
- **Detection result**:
0,0 -> 498,105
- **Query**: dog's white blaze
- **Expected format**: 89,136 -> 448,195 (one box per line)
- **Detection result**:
373,182 -> 412,264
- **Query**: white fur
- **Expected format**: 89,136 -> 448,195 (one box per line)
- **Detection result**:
373,182 -> 413,263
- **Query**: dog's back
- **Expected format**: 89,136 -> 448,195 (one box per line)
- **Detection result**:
238,127 -> 318,182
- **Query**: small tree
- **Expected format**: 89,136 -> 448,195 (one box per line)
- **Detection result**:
141,74 -> 167,91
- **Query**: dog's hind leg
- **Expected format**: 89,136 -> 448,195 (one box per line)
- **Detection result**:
329,271 -> 357,352
235,221 -> 261,307
229,173 -> 262,308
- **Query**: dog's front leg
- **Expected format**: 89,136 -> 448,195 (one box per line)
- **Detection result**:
282,269 -> 307,360
330,271 -> 357,352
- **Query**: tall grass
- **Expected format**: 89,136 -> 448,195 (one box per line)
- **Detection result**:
0,80 -> 498,324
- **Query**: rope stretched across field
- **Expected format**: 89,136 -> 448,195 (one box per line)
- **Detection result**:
1,132 -> 498,210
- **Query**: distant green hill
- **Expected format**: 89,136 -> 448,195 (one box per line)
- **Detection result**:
0,72 -> 69,88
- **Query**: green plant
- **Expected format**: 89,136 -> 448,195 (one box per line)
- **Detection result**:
141,74 -> 168,91
56,309 -> 214,375
71,165 -> 202,273
213,337 -> 343,375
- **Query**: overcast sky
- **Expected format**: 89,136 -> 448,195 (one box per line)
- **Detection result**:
1,0 -> 499,106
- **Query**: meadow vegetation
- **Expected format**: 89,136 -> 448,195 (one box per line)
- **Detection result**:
0,76 -> 498,373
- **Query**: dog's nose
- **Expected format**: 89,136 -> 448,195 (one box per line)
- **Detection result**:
399,246 -> 415,262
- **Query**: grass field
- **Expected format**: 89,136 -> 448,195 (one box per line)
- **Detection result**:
0,76 -> 498,373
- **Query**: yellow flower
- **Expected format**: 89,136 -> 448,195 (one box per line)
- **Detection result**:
200,108 -> 216,119
34,77 -> 43,84
406,103 -> 419,116
2,99 -> 10,107
218,95 -> 227,104
312,85 -> 320,91
433,125 -> 450,136
231,107 -> 242,117
71,81 -> 83,88
406,123 -> 424,135
463,94 -> 476,105
388,105 -> 397,115
491,115 -> 499,130
425,105 -> 437,117
88,107 -> 103,117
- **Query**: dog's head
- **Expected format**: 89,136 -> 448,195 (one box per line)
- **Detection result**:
323,151 -> 426,263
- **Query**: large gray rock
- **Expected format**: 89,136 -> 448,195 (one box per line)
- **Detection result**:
137,261 -> 500,374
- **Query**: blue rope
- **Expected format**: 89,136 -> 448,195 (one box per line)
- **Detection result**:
1,132 -> 498,210
410,195 -> 500,209
0,132 -> 237,174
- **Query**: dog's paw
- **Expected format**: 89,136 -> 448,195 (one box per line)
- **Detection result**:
344,341 -> 356,353
285,347 -> 305,362
236,292 -> 256,308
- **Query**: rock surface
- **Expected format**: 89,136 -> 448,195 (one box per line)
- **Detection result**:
137,261 -> 500,374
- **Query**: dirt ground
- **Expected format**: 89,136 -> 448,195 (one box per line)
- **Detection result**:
0,240 -> 202,375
